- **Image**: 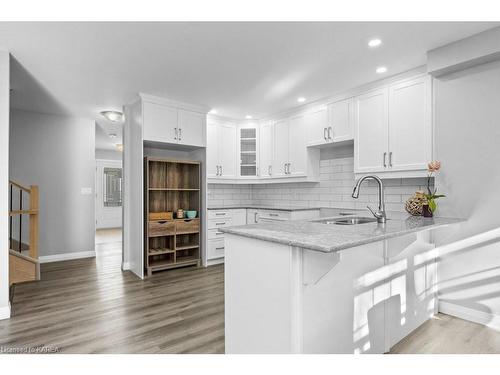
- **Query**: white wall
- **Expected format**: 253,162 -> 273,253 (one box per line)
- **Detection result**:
9,109 -> 96,259
95,148 -> 122,161
434,60 -> 500,327
0,50 -> 10,319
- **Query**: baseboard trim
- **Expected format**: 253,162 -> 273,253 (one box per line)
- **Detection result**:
0,304 -> 11,320
207,257 -> 224,266
39,251 -> 96,263
439,300 -> 500,332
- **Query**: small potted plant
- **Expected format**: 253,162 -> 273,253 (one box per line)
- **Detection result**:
423,161 -> 446,217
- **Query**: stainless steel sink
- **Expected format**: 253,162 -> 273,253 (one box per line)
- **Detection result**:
314,216 -> 379,225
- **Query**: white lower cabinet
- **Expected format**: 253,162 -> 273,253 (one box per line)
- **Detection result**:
207,209 -> 247,263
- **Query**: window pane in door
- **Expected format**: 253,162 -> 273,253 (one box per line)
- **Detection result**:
103,167 -> 122,207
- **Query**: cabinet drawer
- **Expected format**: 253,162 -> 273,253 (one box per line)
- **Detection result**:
175,219 -> 200,234
208,228 -> 225,240
208,218 -> 233,229
148,221 -> 175,237
258,210 -> 291,220
208,210 -> 231,219
208,239 -> 225,260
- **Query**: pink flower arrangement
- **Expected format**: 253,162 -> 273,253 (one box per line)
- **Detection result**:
425,160 -> 445,214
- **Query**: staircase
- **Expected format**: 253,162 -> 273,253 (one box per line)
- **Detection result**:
9,181 -> 40,285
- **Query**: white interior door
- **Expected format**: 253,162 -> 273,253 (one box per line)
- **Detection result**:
288,114 -> 307,176
354,88 -> 389,173
95,159 -> 122,229
178,109 -> 205,147
389,76 -> 432,171
218,123 -> 237,179
207,122 -> 219,178
273,119 -> 289,177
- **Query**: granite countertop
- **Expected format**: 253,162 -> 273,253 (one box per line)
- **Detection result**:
219,214 -> 465,253
207,205 -> 322,212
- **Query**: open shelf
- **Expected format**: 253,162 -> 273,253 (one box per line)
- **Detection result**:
145,157 -> 201,276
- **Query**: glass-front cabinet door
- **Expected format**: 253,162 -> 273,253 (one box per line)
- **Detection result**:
238,125 -> 258,178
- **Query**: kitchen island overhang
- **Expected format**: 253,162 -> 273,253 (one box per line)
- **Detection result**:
222,215 -> 463,354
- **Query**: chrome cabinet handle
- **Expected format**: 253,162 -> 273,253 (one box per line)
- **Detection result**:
254,212 -> 258,222
215,232 -> 224,235
215,213 -> 225,216
383,152 -> 387,167
178,128 -> 182,141
268,165 -> 272,176
287,163 -> 291,174
389,152 -> 393,167
269,213 -> 279,217
216,165 -> 219,176
328,127 -> 333,140
215,247 -> 225,250
174,127 -> 178,140
215,222 -> 226,225
220,165 -> 223,176
324,127 -> 328,141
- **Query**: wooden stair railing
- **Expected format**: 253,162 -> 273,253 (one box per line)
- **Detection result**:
8,180 -> 40,286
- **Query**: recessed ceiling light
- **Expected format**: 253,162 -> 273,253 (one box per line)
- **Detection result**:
100,110 -> 123,123
368,39 -> 382,48
376,66 -> 388,74
116,144 -> 123,152
209,109 -> 218,115
297,97 -> 306,103
109,133 -> 117,138
245,115 -> 252,119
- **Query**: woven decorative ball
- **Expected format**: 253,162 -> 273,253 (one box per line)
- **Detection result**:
405,192 -> 427,216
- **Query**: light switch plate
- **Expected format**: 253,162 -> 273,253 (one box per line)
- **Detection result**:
81,187 -> 93,195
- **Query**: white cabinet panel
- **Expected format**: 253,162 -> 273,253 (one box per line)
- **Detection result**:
219,123 -> 238,179
207,122 -> 219,178
273,119 -> 289,177
389,76 -> 431,171
328,98 -> 353,143
208,239 -> 225,260
143,101 -> 178,143
289,114 -> 307,176
354,88 -> 389,173
260,121 -> 274,178
178,109 -> 205,147
307,107 -> 329,145
230,209 -> 247,226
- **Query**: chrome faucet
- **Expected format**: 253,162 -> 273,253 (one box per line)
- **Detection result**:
352,175 -> 387,224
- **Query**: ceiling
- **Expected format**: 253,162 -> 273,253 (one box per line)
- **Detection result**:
1,22 -> 498,149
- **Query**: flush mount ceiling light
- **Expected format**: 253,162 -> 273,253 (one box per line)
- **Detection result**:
100,110 -> 123,123
116,144 -> 123,152
109,133 -> 117,138
297,97 -> 306,103
368,39 -> 382,48
209,109 -> 218,115
376,66 -> 388,74
245,115 -> 252,119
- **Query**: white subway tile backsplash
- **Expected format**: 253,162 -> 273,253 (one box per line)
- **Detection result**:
208,157 -> 431,212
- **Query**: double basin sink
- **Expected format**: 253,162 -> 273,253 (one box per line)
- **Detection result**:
313,216 -> 380,226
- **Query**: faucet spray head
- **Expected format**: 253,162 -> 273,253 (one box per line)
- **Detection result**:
352,185 -> 359,199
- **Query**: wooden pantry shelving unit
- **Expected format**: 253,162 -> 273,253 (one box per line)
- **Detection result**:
144,157 -> 201,276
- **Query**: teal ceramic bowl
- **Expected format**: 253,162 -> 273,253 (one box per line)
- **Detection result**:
185,210 -> 197,219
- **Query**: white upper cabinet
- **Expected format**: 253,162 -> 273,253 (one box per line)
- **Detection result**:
238,125 -> 259,178
288,114 -> 307,176
273,118 -> 290,177
142,97 -> 207,147
259,121 -> 274,178
307,107 -> 329,146
354,74 -> 433,176
208,121 -> 238,180
143,101 -> 178,144
177,109 -> 205,147
354,87 -> 389,173
328,98 -> 353,143
388,76 -> 431,171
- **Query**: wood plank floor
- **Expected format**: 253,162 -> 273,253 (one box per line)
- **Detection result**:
0,234 -> 225,354
3,230 -> 500,354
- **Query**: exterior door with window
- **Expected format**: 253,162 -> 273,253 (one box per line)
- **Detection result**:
96,160 -> 123,229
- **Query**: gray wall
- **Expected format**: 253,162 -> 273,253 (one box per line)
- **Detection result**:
9,109 -> 95,258
0,50 -> 9,318
434,60 -> 500,318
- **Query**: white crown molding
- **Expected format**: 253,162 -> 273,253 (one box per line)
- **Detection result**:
139,93 -> 210,114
